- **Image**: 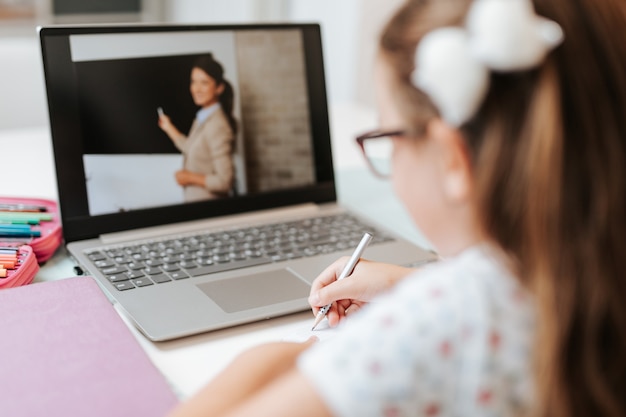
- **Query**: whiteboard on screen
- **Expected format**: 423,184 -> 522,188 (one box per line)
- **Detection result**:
84,154 -> 184,216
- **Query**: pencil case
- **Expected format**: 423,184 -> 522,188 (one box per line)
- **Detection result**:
0,197 -> 63,263
0,245 -> 39,289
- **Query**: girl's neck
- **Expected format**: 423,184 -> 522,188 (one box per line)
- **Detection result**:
431,206 -> 487,258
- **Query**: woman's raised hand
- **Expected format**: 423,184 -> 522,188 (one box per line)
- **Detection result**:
157,112 -> 182,142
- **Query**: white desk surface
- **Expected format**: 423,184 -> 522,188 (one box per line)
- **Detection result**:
0,108 -> 430,399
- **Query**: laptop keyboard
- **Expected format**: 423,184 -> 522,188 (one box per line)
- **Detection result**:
86,213 -> 395,291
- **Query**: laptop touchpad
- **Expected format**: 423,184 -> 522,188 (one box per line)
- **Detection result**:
197,269 -> 310,313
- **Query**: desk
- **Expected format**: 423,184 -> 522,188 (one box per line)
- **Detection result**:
0,119 -> 430,399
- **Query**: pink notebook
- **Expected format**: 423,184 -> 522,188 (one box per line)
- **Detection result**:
0,277 -> 178,417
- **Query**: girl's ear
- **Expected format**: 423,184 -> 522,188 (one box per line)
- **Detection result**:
428,119 -> 474,204
216,83 -> 225,96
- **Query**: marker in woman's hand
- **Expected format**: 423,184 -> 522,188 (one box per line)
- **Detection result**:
157,107 -> 164,117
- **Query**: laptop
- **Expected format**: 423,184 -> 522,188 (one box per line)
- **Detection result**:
0,277 -> 178,416
39,23 -> 436,341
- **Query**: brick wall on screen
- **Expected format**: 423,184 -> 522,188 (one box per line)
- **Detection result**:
235,30 -> 316,193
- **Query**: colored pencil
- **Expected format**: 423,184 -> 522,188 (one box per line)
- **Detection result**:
0,230 -> 41,238
0,203 -> 47,212
0,212 -> 52,221
0,261 -> 16,269
0,219 -> 40,225
0,224 -> 33,232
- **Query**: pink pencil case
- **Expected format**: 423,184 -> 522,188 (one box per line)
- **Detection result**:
0,245 -> 39,289
0,197 -> 63,263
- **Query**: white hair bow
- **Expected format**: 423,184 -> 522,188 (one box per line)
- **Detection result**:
412,0 -> 564,127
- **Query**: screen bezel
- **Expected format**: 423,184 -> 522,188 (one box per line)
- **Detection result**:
39,23 -> 335,243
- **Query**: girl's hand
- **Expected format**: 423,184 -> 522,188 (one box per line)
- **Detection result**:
308,258 -> 413,327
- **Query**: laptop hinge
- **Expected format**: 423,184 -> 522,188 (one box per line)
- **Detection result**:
98,203 -> 338,245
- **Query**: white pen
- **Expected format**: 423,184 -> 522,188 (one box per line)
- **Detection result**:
157,107 -> 164,117
311,232 -> 373,330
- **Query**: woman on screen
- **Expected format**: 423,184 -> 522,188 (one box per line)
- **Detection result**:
158,54 -> 237,202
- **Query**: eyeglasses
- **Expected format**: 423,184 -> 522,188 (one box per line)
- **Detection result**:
355,129 -> 409,179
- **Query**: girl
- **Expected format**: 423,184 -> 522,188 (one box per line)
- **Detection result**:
168,0 -> 626,416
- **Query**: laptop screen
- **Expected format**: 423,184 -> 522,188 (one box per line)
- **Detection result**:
40,24 -> 335,242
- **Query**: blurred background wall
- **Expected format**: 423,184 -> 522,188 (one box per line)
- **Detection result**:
0,0 -> 429,250
0,0 -> 404,130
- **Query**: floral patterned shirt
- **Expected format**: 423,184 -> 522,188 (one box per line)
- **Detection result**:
298,245 -> 536,417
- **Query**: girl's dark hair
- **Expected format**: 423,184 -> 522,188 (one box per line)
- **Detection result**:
380,1 -> 626,416
192,54 -> 238,135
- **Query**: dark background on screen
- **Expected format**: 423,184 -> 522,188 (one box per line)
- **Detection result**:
76,54 -> 212,154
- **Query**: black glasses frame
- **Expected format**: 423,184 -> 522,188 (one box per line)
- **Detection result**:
355,129 -> 407,179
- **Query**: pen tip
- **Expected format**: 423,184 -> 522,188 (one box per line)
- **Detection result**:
311,314 -> 323,331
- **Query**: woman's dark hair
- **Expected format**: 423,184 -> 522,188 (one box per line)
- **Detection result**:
192,54 -> 238,135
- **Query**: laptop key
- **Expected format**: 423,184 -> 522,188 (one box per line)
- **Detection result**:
160,256 -> 178,263
303,248 -> 319,256
230,252 -> 247,261
132,278 -> 153,287
114,281 -> 135,291
106,249 -> 125,258
270,253 -> 289,262
196,257 -> 214,266
188,257 -> 273,277
213,255 -> 231,263
126,270 -> 144,280
132,253 -> 150,261
284,251 -> 304,260
168,271 -> 190,280
87,252 -> 107,261
151,274 -> 172,284
102,266 -> 128,275
95,259 -> 115,269
107,274 -> 129,283
161,263 -> 180,272
178,260 -> 197,269
127,261 -> 146,270
113,256 -> 133,264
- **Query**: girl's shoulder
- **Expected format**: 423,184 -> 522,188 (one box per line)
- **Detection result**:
396,244 -> 531,311
382,244 -> 536,354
